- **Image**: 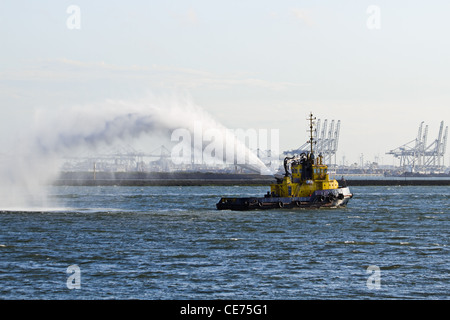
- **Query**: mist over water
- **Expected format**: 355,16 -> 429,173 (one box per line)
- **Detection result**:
0,93 -> 271,210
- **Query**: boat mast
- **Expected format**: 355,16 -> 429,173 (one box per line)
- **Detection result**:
308,112 -> 316,155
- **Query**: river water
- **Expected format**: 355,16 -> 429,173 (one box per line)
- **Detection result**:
0,185 -> 448,299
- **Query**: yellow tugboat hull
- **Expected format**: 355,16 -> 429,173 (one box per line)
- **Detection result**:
216,187 -> 353,211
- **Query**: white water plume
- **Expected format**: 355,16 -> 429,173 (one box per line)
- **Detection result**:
0,93 -> 273,209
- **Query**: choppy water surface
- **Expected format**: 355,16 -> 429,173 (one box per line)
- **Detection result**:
0,185 -> 448,299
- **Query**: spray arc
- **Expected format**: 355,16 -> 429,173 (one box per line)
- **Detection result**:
0,95 -> 273,209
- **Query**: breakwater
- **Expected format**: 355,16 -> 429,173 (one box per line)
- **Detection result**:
53,172 -> 450,186
54,171 -> 274,186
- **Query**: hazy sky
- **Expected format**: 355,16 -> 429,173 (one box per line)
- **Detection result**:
1,0 -> 449,165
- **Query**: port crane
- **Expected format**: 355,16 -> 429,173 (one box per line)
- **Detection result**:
387,121 -> 448,172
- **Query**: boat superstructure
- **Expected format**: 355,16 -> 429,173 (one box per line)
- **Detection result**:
216,113 -> 353,210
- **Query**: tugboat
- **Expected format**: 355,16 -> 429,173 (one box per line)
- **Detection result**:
216,113 -> 353,210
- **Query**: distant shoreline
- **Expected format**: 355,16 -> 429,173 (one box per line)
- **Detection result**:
52,171 -> 450,186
